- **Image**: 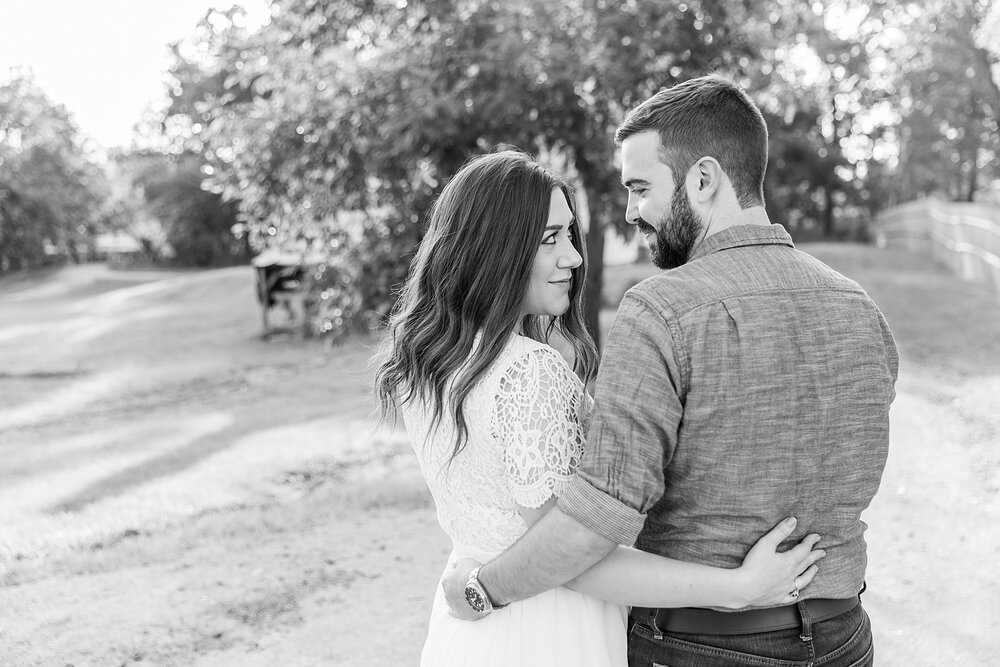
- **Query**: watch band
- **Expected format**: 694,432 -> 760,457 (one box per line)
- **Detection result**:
464,566 -> 492,614
465,566 -> 507,614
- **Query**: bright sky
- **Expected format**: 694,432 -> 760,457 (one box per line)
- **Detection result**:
0,0 -> 270,150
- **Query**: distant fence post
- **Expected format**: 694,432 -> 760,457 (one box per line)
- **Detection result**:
873,197 -> 1000,295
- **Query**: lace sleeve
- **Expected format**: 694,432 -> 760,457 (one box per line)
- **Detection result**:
492,346 -> 588,509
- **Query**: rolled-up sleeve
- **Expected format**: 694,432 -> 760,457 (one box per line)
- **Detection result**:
557,291 -> 686,546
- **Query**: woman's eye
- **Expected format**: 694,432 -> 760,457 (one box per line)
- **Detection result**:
541,232 -> 558,245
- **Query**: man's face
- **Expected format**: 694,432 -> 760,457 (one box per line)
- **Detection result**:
620,131 -> 704,269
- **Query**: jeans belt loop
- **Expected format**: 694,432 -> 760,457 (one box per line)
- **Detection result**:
647,608 -> 664,640
797,599 -> 814,643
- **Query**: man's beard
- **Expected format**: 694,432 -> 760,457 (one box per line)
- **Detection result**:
641,188 -> 704,270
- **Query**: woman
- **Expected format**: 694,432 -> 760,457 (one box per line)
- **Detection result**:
374,151 -> 823,666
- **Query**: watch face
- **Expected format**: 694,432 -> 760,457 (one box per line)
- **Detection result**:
465,586 -> 487,613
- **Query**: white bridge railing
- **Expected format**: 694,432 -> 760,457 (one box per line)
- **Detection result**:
873,197 -> 1000,296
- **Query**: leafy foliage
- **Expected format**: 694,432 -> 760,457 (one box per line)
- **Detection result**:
0,71 -> 109,271
886,0 -> 1000,202
152,0 -> 999,343
161,0 -> 803,341
124,152 -> 250,267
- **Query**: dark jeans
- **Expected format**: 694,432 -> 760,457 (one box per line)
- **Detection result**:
628,602 -> 873,667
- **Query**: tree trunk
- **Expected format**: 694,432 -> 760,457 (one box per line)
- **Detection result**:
823,184 -> 836,238
576,151 -> 611,351
584,208 -> 605,349
967,148 -> 979,203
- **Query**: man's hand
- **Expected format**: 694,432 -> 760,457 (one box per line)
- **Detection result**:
442,558 -> 486,621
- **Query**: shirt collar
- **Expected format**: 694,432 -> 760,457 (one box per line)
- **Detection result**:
687,223 -> 794,263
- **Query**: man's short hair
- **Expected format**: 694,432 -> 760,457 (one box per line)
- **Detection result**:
615,74 -> 768,208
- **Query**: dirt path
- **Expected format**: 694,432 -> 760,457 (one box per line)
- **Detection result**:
3,467 -> 448,666
819,245 -> 1000,665
1,247 -> 998,666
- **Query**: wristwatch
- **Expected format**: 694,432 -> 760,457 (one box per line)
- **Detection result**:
464,566 -> 505,614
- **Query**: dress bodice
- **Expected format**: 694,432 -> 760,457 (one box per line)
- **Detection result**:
401,334 -> 592,552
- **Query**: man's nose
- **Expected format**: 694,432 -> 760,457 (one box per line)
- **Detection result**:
625,193 -> 639,225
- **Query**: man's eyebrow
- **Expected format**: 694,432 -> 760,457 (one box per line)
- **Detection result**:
622,177 -> 650,188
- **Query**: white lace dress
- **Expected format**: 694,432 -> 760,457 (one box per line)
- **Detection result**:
401,334 -> 627,667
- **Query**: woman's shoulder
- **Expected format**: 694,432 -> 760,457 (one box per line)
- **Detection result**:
493,335 -> 592,428
501,334 -> 581,387
504,333 -> 566,365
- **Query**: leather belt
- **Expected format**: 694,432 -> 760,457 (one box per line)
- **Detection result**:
630,597 -> 860,636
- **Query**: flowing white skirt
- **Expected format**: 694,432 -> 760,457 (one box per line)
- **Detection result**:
420,546 -> 628,667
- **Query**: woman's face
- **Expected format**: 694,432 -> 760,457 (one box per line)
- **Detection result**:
520,189 -> 583,318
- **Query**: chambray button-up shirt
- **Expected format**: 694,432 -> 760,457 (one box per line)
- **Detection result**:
559,223 -> 898,603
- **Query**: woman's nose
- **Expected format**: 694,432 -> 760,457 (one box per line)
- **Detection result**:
560,241 -> 583,269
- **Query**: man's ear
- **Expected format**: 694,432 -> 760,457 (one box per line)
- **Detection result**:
687,157 -> 722,203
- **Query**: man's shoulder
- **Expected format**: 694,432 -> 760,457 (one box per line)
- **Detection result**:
626,245 -> 871,315
785,248 -> 877,300
623,255 -> 743,315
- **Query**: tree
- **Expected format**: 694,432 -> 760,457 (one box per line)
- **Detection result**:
124,152 -> 250,267
164,0 -> 811,344
0,186 -> 60,271
886,0 -> 1000,202
0,71 -> 109,270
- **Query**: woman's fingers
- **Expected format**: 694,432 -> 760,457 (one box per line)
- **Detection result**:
794,564 -> 820,591
799,547 -> 827,573
787,533 -> 822,559
755,517 -> 799,551
779,565 -> 821,605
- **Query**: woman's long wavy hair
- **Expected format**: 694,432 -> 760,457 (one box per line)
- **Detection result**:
374,150 -> 598,464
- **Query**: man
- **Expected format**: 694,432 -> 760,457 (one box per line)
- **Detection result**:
444,74 -> 898,666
